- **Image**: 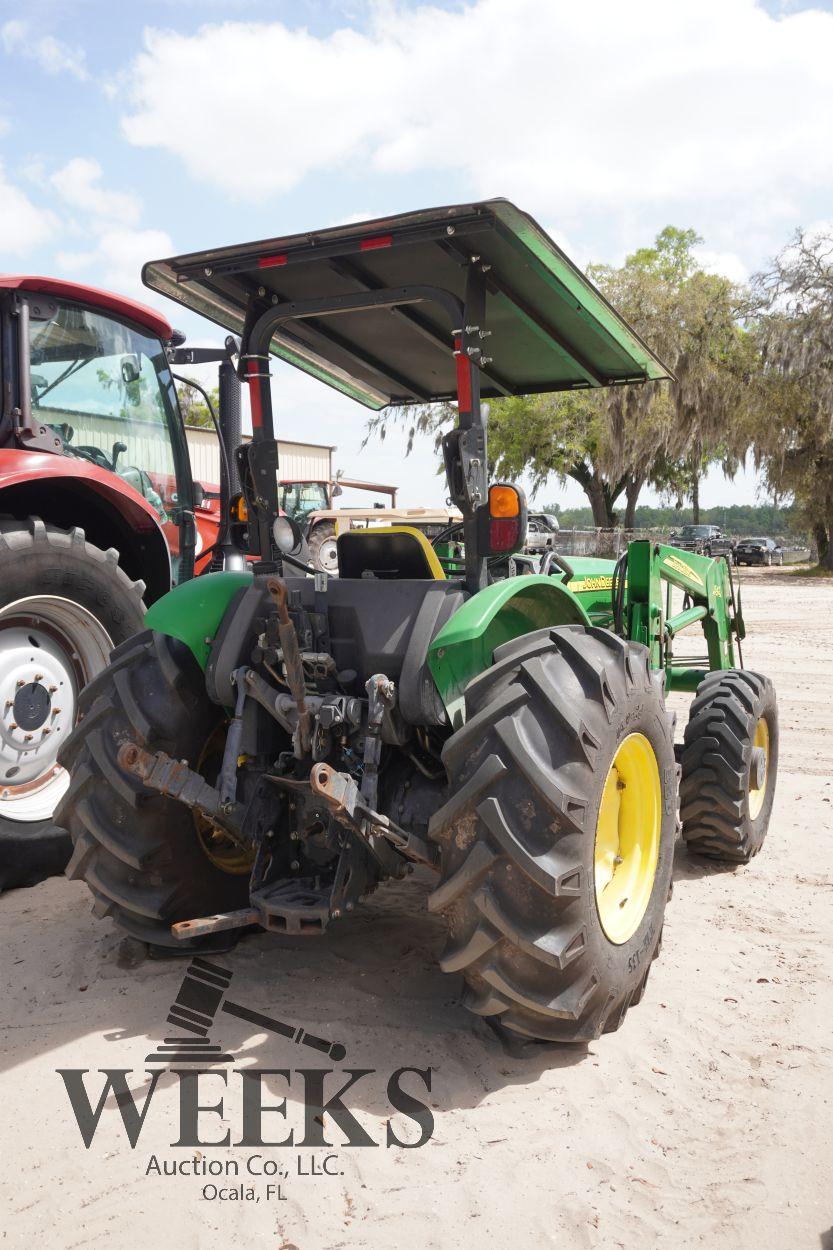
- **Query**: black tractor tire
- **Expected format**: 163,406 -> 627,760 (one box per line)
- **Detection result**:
308,520 -> 339,575
428,625 -> 677,1044
55,630 -> 250,947
680,670 -> 778,863
0,518 -> 145,892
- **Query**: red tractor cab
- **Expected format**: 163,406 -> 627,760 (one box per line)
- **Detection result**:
0,276 -> 210,885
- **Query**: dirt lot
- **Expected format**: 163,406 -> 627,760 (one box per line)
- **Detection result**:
1,567 -> 831,1250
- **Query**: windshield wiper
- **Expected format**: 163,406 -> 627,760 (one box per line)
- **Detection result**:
33,354 -> 91,404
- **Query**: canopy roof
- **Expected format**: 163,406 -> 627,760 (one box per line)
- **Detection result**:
143,199 -> 672,410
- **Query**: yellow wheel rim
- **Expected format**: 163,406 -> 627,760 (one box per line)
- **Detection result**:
748,716 -> 770,821
193,725 -> 256,876
593,732 -> 662,945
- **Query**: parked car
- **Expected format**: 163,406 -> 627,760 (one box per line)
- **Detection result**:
669,523 -> 734,558
525,511 -> 560,553
734,536 -> 784,566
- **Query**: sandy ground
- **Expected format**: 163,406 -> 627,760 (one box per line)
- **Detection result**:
1,567 -> 831,1250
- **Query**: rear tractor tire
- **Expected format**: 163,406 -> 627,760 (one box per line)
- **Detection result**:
0,518 -> 145,892
680,670 -> 778,863
429,625 -> 677,1044
55,630 -> 251,947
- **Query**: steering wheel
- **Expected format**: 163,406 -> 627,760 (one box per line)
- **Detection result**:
540,549 -> 575,582
70,444 -> 115,470
431,521 -> 541,582
431,521 -> 466,576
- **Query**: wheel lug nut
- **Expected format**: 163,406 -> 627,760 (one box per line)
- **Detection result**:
9,722 -> 17,730
24,734 -> 33,742
16,679 -> 25,688
48,686 -> 57,694
34,673 -> 43,682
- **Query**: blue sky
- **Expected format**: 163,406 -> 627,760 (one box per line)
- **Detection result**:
1,0 -> 831,511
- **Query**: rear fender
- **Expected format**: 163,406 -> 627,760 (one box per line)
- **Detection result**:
144,571 -> 253,669
427,574 -> 591,728
0,450 -> 173,601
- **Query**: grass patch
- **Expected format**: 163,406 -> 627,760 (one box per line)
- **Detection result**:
786,562 -> 833,578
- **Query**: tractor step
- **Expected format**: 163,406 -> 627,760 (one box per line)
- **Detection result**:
251,877 -> 332,934
171,876 -> 332,942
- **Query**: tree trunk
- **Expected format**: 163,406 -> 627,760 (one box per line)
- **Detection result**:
691,471 -> 700,524
567,463 -> 624,528
815,514 -> 833,571
624,474 -> 645,531
586,477 -> 611,528
568,465 -> 608,527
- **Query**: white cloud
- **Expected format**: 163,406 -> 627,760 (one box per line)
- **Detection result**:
50,157 -> 142,228
119,0 -> 833,259
57,226 -> 174,299
1,20 -> 88,81
694,248 -> 749,283
0,162 -> 59,257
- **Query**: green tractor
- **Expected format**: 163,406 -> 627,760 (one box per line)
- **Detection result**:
55,201 -> 778,1043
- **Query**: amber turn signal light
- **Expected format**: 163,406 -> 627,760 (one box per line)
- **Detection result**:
489,484 -> 521,518
230,493 -> 248,523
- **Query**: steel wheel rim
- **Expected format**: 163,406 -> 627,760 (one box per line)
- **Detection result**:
594,732 -> 662,945
317,536 -> 339,573
0,596 -> 113,822
748,716 -> 770,821
193,724 -> 256,874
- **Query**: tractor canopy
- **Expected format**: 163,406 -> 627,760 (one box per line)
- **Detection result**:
143,199 -> 672,410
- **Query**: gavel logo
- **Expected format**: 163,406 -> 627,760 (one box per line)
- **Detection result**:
145,957 -> 347,1065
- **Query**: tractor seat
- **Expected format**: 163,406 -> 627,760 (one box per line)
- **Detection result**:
337,526 -> 445,580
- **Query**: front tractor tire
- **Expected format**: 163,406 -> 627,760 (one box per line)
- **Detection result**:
429,625 -> 677,1044
680,670 -> 778,863
308,521 -> 339,574
56,630 -> 250,947
0,519 -> 145,892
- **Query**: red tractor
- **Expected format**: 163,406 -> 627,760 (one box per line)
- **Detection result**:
0,275 -> 232,889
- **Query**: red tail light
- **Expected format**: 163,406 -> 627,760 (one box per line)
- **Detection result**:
489,517 -> 521,551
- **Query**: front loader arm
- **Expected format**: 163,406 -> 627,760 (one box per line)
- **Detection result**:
625,541 -> 741,692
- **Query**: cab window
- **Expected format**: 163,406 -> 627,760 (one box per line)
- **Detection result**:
28,301 -> 189,576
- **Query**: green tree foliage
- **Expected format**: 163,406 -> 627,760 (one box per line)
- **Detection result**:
175,379 -> 218,430
546,501 -> 802,540
749,230 -> 833,570
486,226 -> 752,526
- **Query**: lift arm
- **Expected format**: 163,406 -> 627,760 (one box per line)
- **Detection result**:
624,541 -> 741,692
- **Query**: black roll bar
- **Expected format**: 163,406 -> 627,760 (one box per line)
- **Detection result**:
240,279 -> 490,591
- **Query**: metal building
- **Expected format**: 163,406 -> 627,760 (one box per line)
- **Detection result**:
185,425 -> 334,490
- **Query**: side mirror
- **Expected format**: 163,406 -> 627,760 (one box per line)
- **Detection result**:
112,440 -> 128,469
192,480 -> 206,508
331,483 -> 343,498
476,483 -> 528,557
121,355 -> 141,385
